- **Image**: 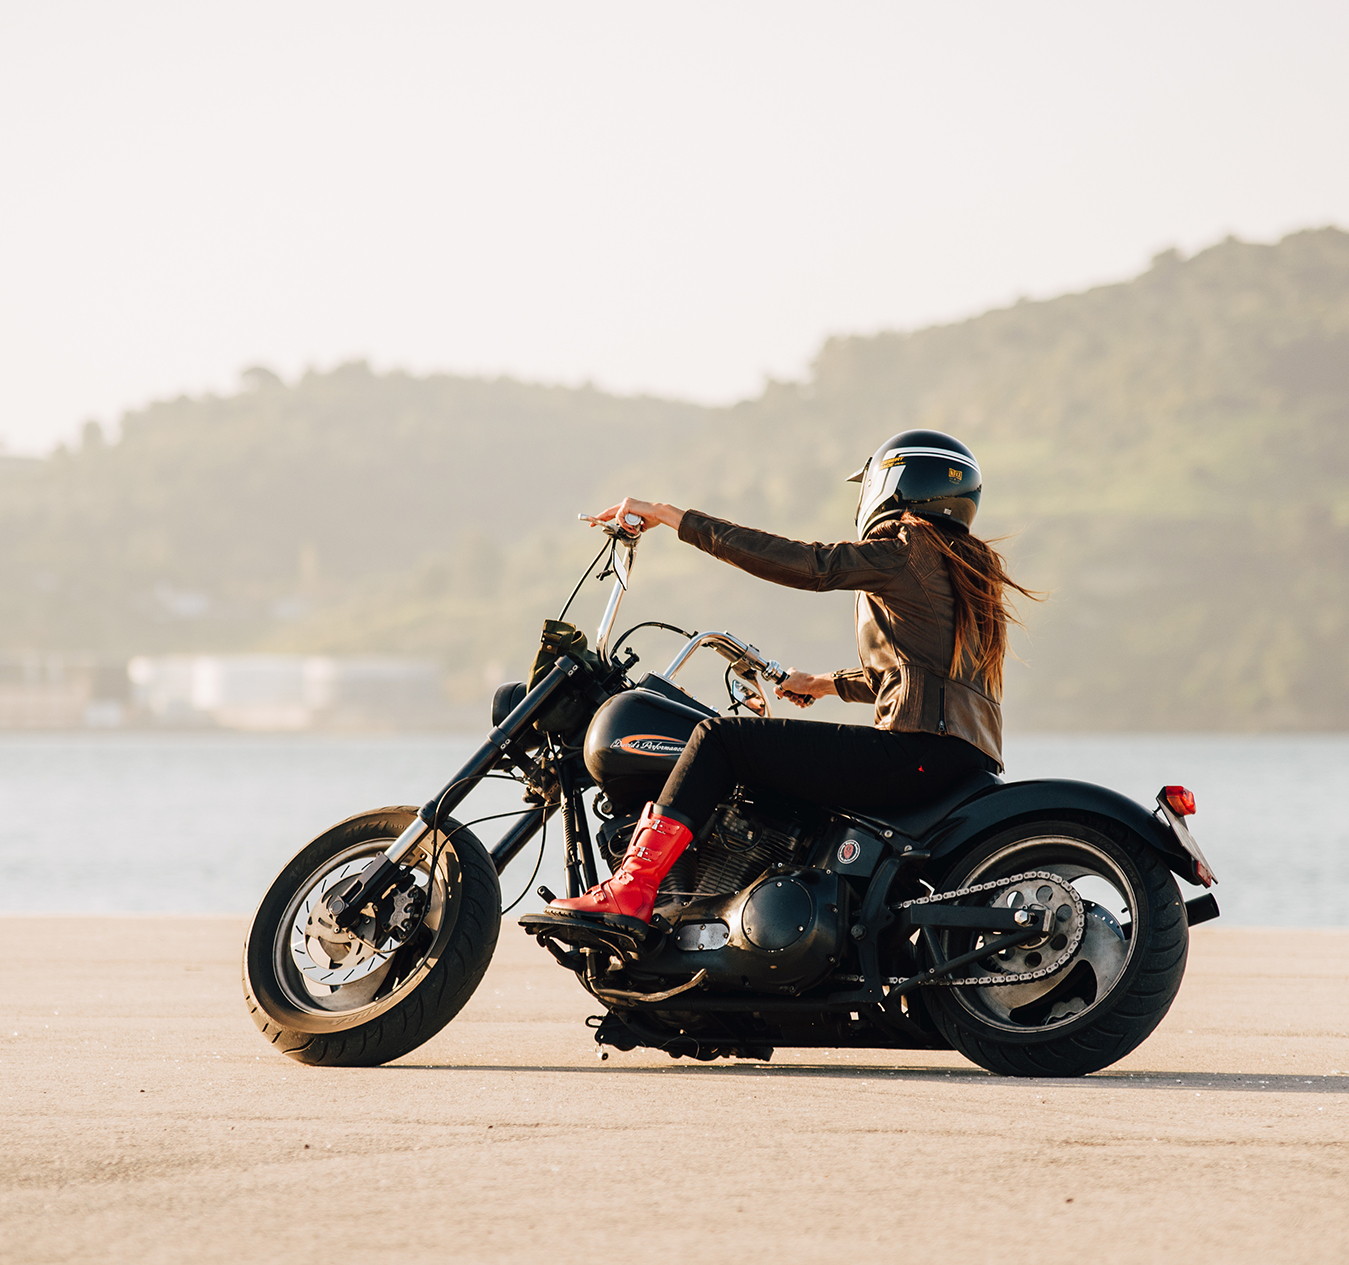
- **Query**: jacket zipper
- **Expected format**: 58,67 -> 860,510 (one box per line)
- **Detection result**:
937,683 -> 947,735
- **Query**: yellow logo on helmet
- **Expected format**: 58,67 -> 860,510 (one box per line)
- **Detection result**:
948,468 -> 963,483
880,456 -> 906,469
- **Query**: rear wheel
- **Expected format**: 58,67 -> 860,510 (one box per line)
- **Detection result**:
243,806 -> 500,1066
924,819 -> 1187,1077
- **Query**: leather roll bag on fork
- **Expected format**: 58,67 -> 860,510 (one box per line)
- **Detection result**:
920,817 -> 1189,1078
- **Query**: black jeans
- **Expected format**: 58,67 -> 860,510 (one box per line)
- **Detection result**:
656,716 -> 998,830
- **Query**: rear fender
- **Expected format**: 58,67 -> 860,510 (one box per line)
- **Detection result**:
919,778 -> 1199,883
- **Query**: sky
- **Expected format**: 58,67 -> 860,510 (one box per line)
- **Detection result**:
1,1 -> 1347,452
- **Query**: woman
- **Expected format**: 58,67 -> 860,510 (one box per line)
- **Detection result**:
546,429 -> 1037,928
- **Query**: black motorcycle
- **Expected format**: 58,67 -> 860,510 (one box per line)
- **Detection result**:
244,515 -> 1218,1077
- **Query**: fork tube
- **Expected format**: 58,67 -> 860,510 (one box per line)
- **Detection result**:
489,803 -> 557,873
330,663 -> 580,929
414,658 -> 579,833
381,659 -> 578,873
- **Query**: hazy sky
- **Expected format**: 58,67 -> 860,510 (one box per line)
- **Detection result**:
2,1 -> 1346,451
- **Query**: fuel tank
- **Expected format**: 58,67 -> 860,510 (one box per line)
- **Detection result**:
584,674 -> 718,809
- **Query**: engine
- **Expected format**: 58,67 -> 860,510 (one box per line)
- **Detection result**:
597,794 -> 843,995
597,796 -> 811,899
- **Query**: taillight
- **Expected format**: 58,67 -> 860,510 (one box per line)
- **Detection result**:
1163,785 -> 1196,817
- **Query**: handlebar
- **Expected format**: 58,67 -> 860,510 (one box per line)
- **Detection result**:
576,515 -> 811,706
587,514 -> 642,662
663,630 -> 789,685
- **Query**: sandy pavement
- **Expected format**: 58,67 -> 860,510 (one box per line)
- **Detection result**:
1,915 -> 1346,1264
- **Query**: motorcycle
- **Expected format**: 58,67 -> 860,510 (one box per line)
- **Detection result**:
243,514 -> 1219,1077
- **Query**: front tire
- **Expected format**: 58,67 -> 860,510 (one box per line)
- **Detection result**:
243,806 -> 501,1066
924,818 -> 1188,1077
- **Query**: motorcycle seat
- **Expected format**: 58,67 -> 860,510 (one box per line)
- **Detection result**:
870,769 -> 1003,841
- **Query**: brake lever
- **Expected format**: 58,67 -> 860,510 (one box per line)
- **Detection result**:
578,512 -> 644,540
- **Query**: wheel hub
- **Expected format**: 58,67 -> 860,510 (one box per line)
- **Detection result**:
988,875 -> 1082,973
289,857 -> 429,989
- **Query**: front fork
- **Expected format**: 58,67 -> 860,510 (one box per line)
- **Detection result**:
328,657 -> 586,928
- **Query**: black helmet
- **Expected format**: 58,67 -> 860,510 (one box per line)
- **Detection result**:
848,429 -> 981,538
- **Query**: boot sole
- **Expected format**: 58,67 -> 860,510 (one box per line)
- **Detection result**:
524,907 -> 653,936
519,909 -> 667,956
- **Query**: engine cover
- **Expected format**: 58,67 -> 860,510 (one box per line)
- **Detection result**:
638,869 -> 845,995
742,877 -> 814,950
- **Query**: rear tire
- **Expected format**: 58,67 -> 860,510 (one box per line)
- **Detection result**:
924,818 -> 1187,1077
243,805 -> 501,1066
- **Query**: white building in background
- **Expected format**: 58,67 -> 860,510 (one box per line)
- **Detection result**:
127,655 -> 445,730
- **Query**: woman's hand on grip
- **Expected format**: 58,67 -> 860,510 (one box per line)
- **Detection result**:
774,670 -> 837,709
584,497 -> 685,534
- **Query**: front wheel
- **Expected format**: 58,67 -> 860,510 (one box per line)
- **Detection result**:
923,818 -> 1188,1077
243,806 -> 501,1066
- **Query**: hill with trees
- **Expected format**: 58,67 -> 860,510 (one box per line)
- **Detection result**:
1,226 -> 1345,729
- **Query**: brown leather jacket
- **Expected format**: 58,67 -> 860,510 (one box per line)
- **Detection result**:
677,510 -> 1004,768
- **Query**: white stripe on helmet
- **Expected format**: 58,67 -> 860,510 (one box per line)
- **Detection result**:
882,446 -> 980,469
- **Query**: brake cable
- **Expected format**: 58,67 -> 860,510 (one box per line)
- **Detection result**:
606,620 -> 696,664
556,539 -> 613,623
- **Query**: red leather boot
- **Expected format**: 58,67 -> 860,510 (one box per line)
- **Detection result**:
546,803 -> 692,925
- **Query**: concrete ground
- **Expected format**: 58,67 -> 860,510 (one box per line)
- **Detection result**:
2,916 -> 1346,1265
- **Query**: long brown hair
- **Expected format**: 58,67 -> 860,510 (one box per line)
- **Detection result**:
869,512 -> 1042,698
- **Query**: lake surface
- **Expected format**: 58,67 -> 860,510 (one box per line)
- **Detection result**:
0,731 -> 1343,925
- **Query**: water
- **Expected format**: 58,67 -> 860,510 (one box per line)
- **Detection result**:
1002,733 -> 1349,926
0,731 -> 1343,925
0,733 -> 562,919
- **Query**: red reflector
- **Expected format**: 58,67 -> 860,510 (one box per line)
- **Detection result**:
1164,785 -> 1196,816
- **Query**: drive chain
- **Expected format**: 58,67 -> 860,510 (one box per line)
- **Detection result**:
897,869 -> 1086,988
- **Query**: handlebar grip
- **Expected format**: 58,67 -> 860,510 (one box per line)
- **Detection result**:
580,512 -> 643,540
